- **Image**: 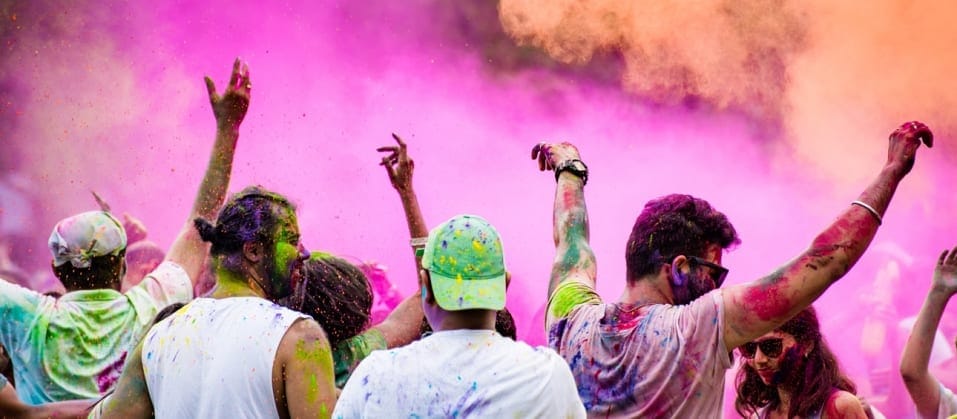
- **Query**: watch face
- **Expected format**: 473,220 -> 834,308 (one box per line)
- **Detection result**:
569,161 -> 586,172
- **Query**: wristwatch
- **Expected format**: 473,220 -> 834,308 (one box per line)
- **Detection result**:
554,159 -> 588,185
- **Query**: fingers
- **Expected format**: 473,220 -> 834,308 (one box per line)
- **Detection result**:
229,58 -> 241,89
242,63 -> 252,93
392,133 -> 407,149
204,76 -> 218,103
949,246 -> 957,264
376,146 -> 399,153
940,249 -> 950,266
380,156 -> 397,181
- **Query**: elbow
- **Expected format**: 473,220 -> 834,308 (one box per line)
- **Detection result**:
899,361 -> 926,385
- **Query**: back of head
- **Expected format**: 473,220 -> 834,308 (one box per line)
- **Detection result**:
625,194 -> 739,281
193,185 -> 295,276
48,211 -> 128,290
290,253 -> 373,347
421,214 -> 507,312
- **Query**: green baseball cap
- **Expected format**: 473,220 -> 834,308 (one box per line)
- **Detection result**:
421,214 -> 506,311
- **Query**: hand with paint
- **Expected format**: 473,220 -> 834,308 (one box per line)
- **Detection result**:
378,133 -> 415,193
887,120 -> 933,177
204,57 -> 251,131
932,246 -> 957,297
531,141 -> 581,171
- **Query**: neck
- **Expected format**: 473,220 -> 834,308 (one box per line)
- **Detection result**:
209,267 -> 267,300
775,387 -> 792,415
429,309 -> 496,333
620,276 -> 672,305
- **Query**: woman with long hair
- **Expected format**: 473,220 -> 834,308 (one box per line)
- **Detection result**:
735,306 -> 869,418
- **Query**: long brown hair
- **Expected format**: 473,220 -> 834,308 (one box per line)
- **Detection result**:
735,306 -> 857,418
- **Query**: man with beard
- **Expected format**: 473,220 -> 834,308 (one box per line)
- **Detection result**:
532,120 -> 933,417
98,186 -> 336,418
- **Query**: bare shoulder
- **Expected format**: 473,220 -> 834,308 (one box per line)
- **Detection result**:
278,318 -> 330,355
825,391 -> 867,419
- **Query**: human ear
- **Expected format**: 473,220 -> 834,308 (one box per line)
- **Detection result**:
419,269 -> 436,304
243,241 -> 264,263
670,255 -> 689,286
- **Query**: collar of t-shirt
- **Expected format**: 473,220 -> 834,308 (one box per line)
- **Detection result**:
59,288 -> 123,302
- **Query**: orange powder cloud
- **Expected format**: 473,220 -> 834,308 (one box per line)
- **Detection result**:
498,0 -> 957,182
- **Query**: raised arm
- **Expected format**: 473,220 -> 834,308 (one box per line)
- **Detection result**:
722,121 -> 933,349
372,134 -> 427,344
532,142 -> 597,310
372,291 -> 424,347
900,246 -> 957,419
378,133 -> 429,268
165,58 -> 250,285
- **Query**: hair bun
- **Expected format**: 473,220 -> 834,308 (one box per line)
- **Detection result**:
193,218 -> 219,244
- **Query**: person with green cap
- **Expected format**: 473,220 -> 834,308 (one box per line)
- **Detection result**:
0,58 -> 250,404
333,214 -> 585,418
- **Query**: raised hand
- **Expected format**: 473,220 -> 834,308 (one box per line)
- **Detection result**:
531,142 -> 581,172
932,246 -> 957,296
378,133 -> 415,192
122,213 -> 149,244
888,121 -> 933,176
204,58 -> 251,130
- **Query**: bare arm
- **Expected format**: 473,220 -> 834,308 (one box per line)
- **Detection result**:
825,391 -> 868,419
165,58 -> 250,285
900,247 -> 957,419
532,143 -> 597,322
279,319 -> 336,419
378,134 -> 429,268
372,291 -> 424,347
99,341 -> 153,419
722,121 -> 933,350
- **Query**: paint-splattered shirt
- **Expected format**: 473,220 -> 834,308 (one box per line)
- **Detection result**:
0,261 -> 192,404
333,328 -> 387,389
334,329 -> 586,418
547,281 -> 732,418
142,297 -> 308,419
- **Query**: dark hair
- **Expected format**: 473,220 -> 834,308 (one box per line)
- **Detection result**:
291,254 -> 373,347
735,306 -> 857,418
53,252 -> 126,290
625,194 -> 739,281
152,303 -> 186,326
495,308 -> 517,340
193,186 -> 296,273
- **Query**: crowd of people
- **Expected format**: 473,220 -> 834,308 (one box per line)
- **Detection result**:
0,59 -> 951,418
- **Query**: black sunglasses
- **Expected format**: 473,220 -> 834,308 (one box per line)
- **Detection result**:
740,338 -> 784,359
687,256 -> 729,288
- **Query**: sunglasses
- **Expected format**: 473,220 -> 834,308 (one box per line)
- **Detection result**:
740,338 -> 784,359
687,256 -> 729,288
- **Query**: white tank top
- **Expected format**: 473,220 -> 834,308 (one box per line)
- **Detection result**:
141,297 -> 308,419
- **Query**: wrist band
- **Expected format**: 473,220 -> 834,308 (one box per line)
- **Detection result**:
851,200 -> 882,225
410,237 -> 429,248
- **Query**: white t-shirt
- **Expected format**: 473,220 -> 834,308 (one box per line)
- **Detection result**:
141,297 -> 308,419
548,282 -> 731,417
334,329 -> 586,418
937,382 -> 957,419
0,261 -> 192,404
